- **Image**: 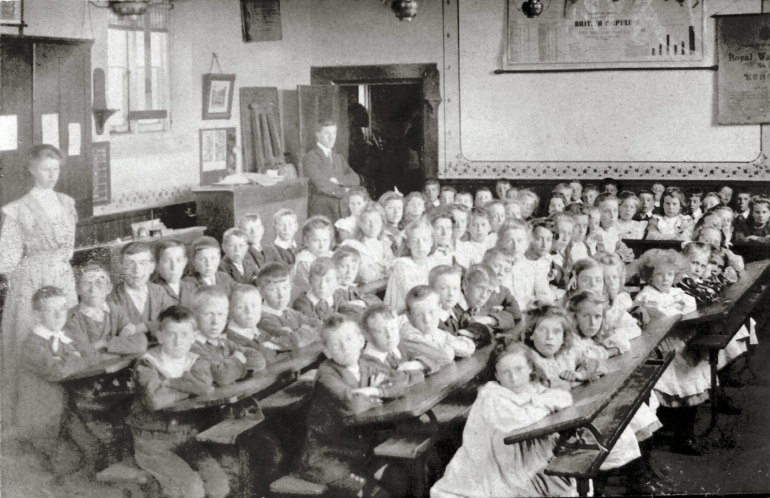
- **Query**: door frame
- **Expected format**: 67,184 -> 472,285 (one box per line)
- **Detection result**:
310,63 -> 442,181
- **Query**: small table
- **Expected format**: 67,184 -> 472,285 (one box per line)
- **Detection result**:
344,345 -> 494,427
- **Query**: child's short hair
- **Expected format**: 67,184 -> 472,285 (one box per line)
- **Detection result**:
686,189 -> 704,199
583,184 -> 600,194
682,241 -> 712,260
440,185 -> 457,195
257,263 -> 291,288
158,305 -> 197,327
469,207 -> 491,224
405,285 -> 437,315
522,305 -> 574,355
320,313 -> 360,345
464,263 -> 497,288
75,260 -> 111,284
475,187 -> 492,197
498,217 -> 530,235
594,192 -> 618,206
496,342 -> 549,386
361,304 -> 397,338
549,193 -> 568,206
484,200 -> 505,214
455,190 -> 473,200
403,217 -> 433,242
230,283 -> 261,304
378,190 -> 405,208
619,193 -> 640,209
531,217 -> 555,234
333,245 -> 362,265
404,191 -> 427,206
751,195 -> 770,210
517,189 -> 540,204
429,206 -> 455,226
637,189 -> 654,199
301,215 -> 335,244
190,236 -> 221,257
154,239 -> 187,263
601,178 -> 619,190
551,212 -> 575,228
424,178 -> 440,189
273,208 -> 298,225
637,249 -> 685,283
428,264 -> 463,287
449,203 -> 470,215
496,179 -> 512,187
482,247 -> 510,265
121,241 -> 154,260
662,187 -> 686,206
238,213 -> 262,226
192,285 -> 228,309
32,286 -> 65,310
702,192 -> 723,210
553,182 -> 571,194
223,227 -> 249,245
308,257 -> 338,283
652,182 -> 665,190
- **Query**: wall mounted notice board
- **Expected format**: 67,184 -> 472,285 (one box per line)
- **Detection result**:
200,127 -> 237,185
92,141 -> 111,205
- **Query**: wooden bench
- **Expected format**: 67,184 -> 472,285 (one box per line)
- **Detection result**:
96,460 -> 160,498
545,353 -> 674,497
260,378 -> 315,415
269,474 -> 326,497
374,433 -> 435,498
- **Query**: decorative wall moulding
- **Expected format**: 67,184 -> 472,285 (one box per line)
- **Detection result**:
442,153 -> 770,181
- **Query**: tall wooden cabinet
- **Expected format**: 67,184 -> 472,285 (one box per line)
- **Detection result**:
0,35 -> 94,219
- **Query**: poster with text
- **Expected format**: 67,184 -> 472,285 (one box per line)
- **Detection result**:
507,0 -> 704,69
717,14 -> 770,125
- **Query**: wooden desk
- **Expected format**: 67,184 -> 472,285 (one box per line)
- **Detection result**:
344,345 -> 494,427
162,342 -> 324,413
504,315 -> 680,446
61,354 -> 141,383
193,180 -> 308,244
622,238 -> 682,260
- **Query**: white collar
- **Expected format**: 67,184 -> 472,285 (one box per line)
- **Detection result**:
143,348 -> 199,379
195,333 -> 226,346
317,143 -> 333,157
261,303 -> 287,316
739,209 -> 750,218
33,324 -> 72,352
228,323 -> 260,341
307,291 -> 334,307
345,363 -> 361,381
30,186 -> 59,200
124,283 -> 149,296
78,302 -> 111,321
274,237 -> 297,250
437,306 -> 453,322
363,343 -> 396,363
249,243 -> 262,252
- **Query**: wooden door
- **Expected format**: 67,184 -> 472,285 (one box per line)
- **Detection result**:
297,85 -> 348,161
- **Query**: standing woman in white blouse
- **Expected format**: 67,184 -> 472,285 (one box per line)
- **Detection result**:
0,145 -> 78,428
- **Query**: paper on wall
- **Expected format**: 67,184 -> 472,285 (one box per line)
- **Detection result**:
68,123 -> 81,156
41,113 -> 60,150
201,129 -> 227,171
0,115 -> 17,151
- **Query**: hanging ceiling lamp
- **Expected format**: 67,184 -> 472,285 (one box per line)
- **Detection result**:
391,0 -> 418,22
108,0 -> 151,21
521,0 -> 543,18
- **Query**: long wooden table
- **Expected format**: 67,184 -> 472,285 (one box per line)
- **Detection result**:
344,345 -> 494,427
504,315 -> 680,446
163,342 -> 324,413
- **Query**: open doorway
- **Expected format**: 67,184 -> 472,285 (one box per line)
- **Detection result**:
311,64 -> 441,200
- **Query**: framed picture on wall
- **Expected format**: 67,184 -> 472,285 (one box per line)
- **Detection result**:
0,0 -> 22,25
202,74 -> 236,120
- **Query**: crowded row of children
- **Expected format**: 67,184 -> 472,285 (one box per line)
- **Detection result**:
19,176 -> 764,498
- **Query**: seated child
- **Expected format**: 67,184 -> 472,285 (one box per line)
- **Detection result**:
553,183 -> 574,209
618,193 -> 648,240
736,195 -> 770,243
424,178 -> 441,208
293,257 -> 347,321
67,261 -> 148,356
734,189 -> 752,223
153,239 -> 197,308
238,213 -> 272,270
635,190 -> 657,221
461,263 -> 522,344
527,219 -> 565,291
455,190 -> 474,210
687,189 -> 704,223
335,187 -> 370,241
485,200 -> 506,248
191,286 -> 266,385
182,236 -> 236,294
226,284 -> 282,364
496,219 -> 555,311
341,202 -> 395,283
429,265 -> 476,338
550,212 -> 574,270
565,209 -> 593,268
384,218 -> 434,313
449,203 -> 469,244
428,208 -> 458,268
595,193 -> 635,262
504,199 -> 522,221
455,207 -> 492,268
19,286 -> 99,472
474,187 -> 493,208
517,189 -> 540,219
652,182 -> 666,208
582,184 -> 600,207
482,248 -> 526,338
400,286 -> 476,365
431,344 -> 575,498
360,305 -> 428,380
602,177 -> 619,196
592,253 -> 643,346
379,190 -> 405,254
714,206 -> 736,244
403,191 -> 427,225
718,184 -> 734,206
646,188 -> 694,241
298,314 -> 407,498
266,208 -> 299,266
127,305 -> 229,498
701,191 -> 723,213
696,226 -> 743,282
110,242 -> 175,337
495,179 -> 512,200
292,215 -> 335,300
218,227 -> 259,285
332,246 -> 382,309
547,193 -> 567,216
633,249 -> 709,455
257,263 -> 320,351
505,187 -> 520,203
569,180 -> 583,205
439,185 -> 456,206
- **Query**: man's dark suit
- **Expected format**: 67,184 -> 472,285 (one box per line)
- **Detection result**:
302,146 -> 361,220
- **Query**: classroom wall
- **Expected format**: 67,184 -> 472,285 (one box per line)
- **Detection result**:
14,0 -> 444,217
